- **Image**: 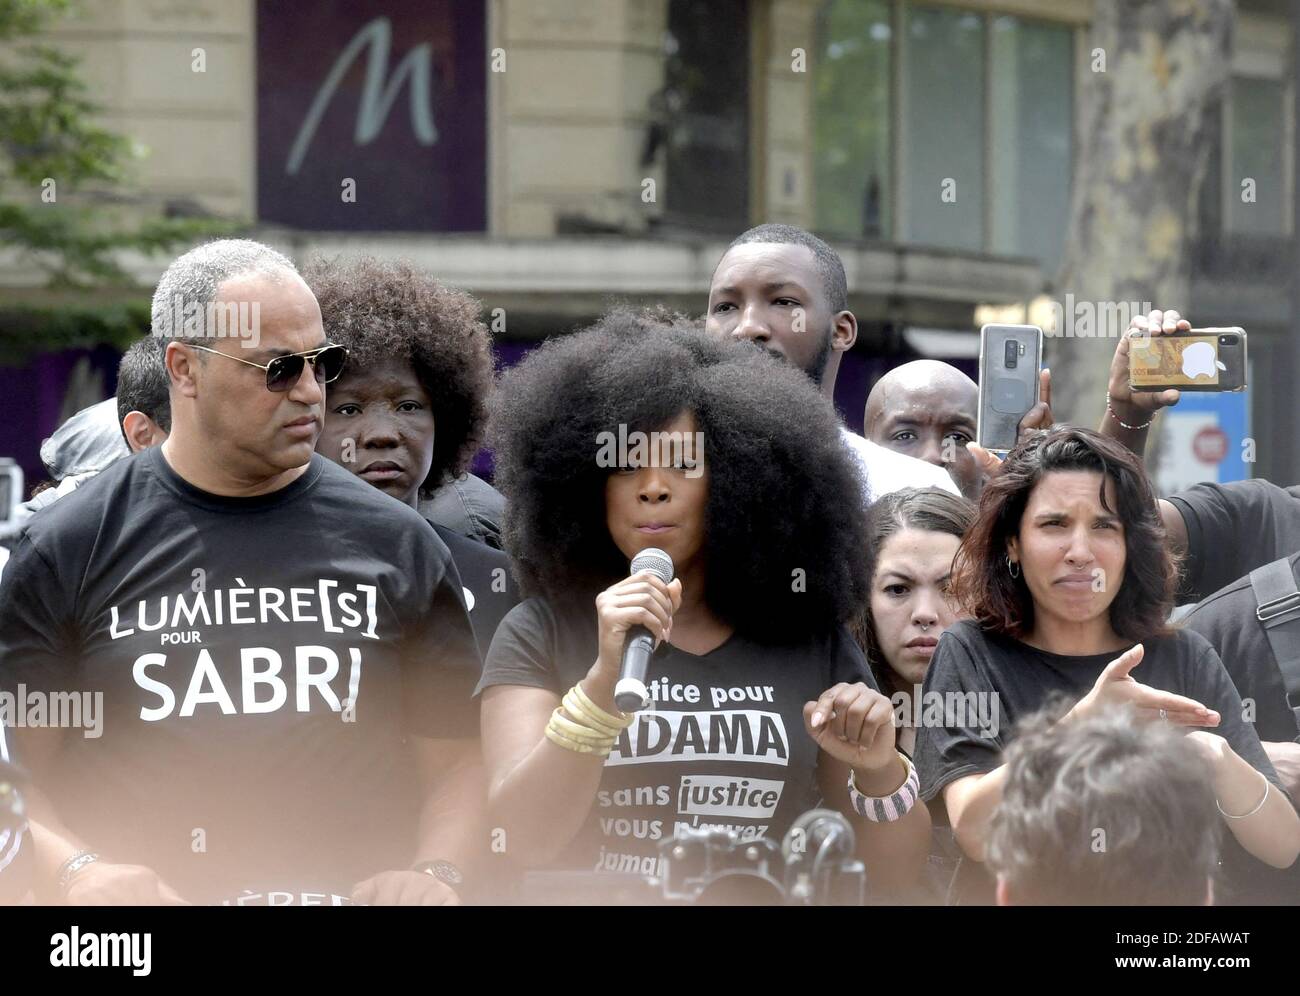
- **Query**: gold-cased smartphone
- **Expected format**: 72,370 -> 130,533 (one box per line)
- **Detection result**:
1129,328 -> 1247,392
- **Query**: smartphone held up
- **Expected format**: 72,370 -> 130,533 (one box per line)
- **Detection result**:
1128,328 -> 1248,393
977,324 -> 1043,454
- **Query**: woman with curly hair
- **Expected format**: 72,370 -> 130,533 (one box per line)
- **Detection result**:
478,309 -> 931,897
915,426 -> 1299,904
304,254 -> 519,656
304,254 -> 506,548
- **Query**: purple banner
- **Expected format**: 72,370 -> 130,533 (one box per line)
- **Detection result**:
256,0 -> 487,232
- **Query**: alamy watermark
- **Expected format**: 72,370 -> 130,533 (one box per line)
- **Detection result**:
596,425 -> 705,479
50,927 -> 150,975
892,685 -> 1000,739
1045,294 -> 1154,339
0,686 -> 103,739
152,294 -> 261,348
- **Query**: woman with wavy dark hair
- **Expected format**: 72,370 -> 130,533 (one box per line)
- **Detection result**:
477,309 -> 931,896
915,426 -> 1299,903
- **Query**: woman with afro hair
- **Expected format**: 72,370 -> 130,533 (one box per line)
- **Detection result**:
478,309 -> 931,897
305,253 -> 520,658
304,253 -> 506,550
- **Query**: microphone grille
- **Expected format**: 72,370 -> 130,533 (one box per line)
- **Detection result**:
630,547 -> 675,584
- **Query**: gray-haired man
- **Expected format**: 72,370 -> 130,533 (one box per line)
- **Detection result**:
0,239 -> 484,905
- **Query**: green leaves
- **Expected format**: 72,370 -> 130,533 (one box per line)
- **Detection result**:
0,0 -> 239,292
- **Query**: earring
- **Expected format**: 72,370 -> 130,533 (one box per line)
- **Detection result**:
1006,554 -> 1020,579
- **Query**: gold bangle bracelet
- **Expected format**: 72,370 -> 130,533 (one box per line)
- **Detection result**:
561,692 -> 622,738
569,685 -> 629,729
574,682 -> 633,726
545,724 -> 612,756
548,708 -> 617,746
547,724 -> 613,752
570,683 -> 633,730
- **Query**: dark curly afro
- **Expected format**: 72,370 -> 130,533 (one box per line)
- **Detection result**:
490,307 -> 871,643
302,254 -> 493,493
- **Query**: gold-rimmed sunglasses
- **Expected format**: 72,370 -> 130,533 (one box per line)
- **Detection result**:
186,342 -> 348,392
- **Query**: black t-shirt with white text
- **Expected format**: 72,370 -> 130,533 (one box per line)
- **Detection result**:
914,620 -> 1287,904
0,447 -> 479,904
478,596 -> 874,879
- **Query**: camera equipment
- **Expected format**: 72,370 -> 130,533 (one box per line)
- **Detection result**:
510,808 -> 869,905
659,809 -> 867,906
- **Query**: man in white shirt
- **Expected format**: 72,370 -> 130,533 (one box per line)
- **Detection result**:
706,224 -> 959,503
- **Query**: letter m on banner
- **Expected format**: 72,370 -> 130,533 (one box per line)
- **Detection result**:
256,1 -> 486,232
286,17 -> 436,175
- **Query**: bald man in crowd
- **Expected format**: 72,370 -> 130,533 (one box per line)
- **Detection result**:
866,361 -> 1052,500
865,361 -> 981,499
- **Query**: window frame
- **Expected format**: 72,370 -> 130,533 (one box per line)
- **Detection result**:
1221,10 -> 1294,237
818,0 -> 1081,261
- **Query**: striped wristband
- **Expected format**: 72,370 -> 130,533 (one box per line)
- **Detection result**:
847,752 -> 920,823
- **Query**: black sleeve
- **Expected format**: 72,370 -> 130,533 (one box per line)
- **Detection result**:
459,476 -> 506,551
0,534 -> 77,696
420,476 -> 506,551
1185,636 -> 1283,792
476,599 -> 563,697
828,625 -> 879,691
400,530 -> 483,740
1186,588 -> 1300,745
1169,480 -> 1300,602
913,628 -> 1005,802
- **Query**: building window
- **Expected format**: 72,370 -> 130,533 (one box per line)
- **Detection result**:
901,4 -> 986,251
813,1 -> 1073,271
987,14 -> 1073,272
1226,74 -> 1290,236
658,0 -> 751,234
813,0 -> 892,240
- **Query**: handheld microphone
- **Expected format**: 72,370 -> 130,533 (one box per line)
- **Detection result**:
614,547 -> 675,713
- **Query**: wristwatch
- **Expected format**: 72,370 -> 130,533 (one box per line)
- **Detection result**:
412,859 -> 464,887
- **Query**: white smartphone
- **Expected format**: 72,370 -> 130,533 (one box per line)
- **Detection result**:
977,324 -> 1043,455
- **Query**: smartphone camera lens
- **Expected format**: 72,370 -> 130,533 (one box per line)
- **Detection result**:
1004,340 -> 1018,369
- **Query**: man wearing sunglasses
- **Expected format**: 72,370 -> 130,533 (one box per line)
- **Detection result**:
0,239 -> 485,906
